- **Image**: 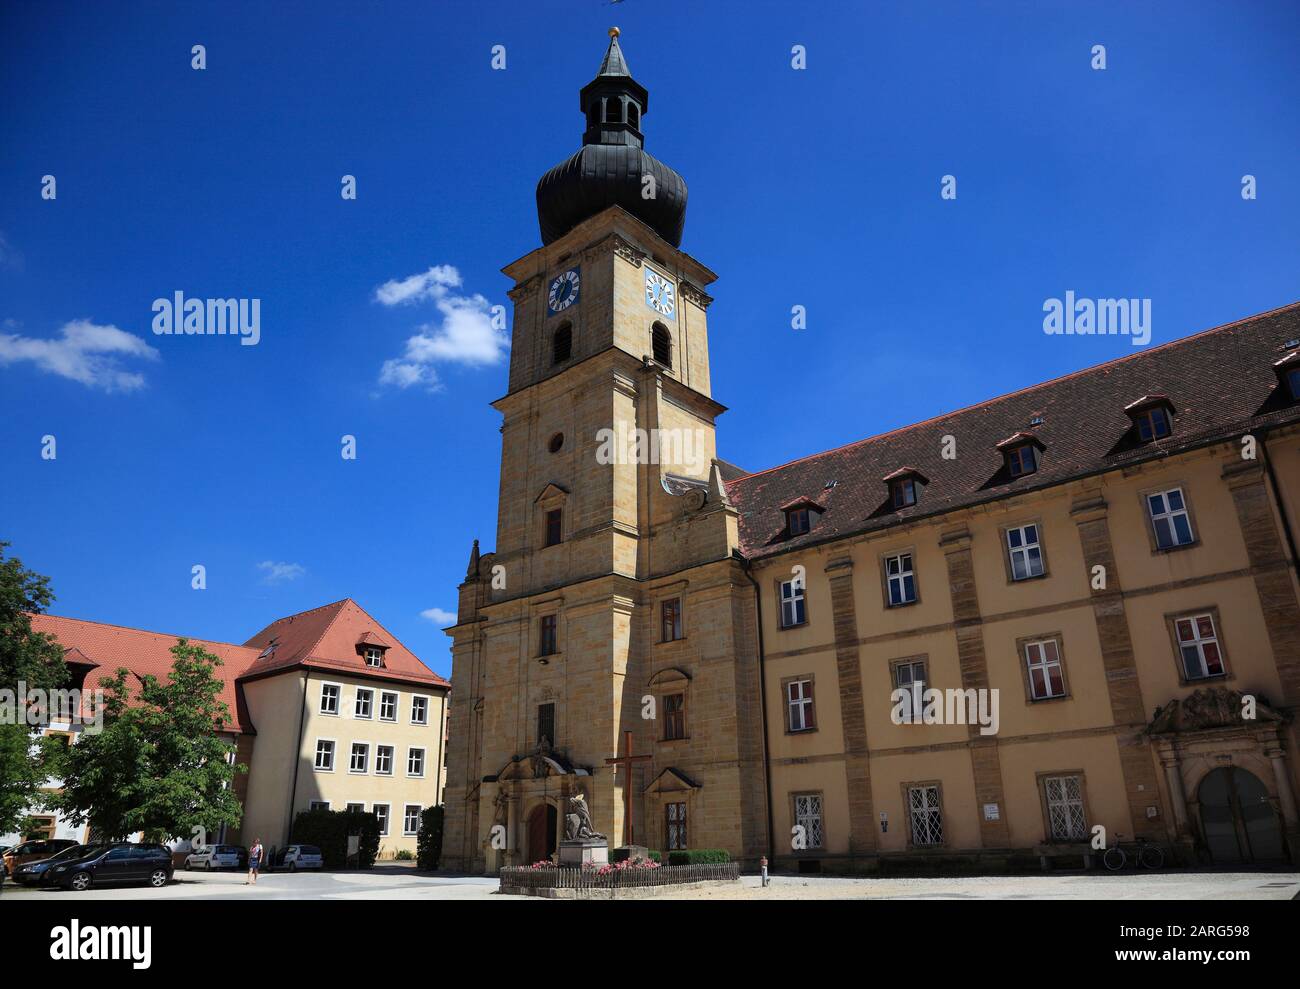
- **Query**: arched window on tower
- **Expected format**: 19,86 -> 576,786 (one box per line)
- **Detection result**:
553,322 -> 573,365
652,323 -> 673,369
626,102 -> 640,129
604,98 -> 623,124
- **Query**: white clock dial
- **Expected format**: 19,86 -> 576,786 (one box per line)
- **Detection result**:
644,267 -> 676,318
548,268 -> 580,314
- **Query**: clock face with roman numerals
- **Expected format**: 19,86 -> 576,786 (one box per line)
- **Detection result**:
548,268 -> 580,314
644,267 -> 676,318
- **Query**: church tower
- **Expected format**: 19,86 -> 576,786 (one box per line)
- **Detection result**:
442,29 -> 768,871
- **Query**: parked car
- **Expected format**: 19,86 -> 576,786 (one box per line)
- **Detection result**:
46,842 -> 174,891
184,844 -> 244,871
11,843 -> 99,886
2,839 -> 78,876
280,845 -> 323,871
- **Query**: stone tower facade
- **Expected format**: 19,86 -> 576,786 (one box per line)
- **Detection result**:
441,31 -> 768,871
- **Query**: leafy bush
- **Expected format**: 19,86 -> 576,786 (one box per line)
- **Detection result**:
417,805 -> 444,870
648,850 -> 662,863
394,849 -> 414,861
666,848 -> 730,865
289,807 -> 380,868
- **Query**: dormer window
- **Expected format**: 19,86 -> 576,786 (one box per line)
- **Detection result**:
997,433 -> 1043,479
1273,352 -> 1300,399
781,497 -> 824,538
356,633 -> 391,668
1124,395 -> 1175,442
883,467 -> 927,510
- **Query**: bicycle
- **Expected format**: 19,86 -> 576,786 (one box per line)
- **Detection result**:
1100,832 -> 1165,871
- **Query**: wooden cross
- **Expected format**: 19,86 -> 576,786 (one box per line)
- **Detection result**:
604,729 -> 652,847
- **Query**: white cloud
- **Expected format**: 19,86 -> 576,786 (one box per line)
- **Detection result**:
257,560 -> 306,584
375,264 -> 508,391
420,607 -> 457,624
374,265 -> 462,307
0,319 -> 159,392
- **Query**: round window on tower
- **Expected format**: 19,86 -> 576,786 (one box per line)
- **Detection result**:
548,433 -> 564,454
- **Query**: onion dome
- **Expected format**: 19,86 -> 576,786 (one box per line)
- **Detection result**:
536,28 -> 688,248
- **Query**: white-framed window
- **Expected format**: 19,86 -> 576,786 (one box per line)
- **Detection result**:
403,804 -> 422,836
793,793 -> 824,849
411,695 -> 429,725
1148,488 -> 1195,549
373,803 -> 390,836
1007,524 -> 1045,580
314,739 -> 335,771
375,744 -> 394,776
364,647 -> 384,668
354,688 -> 373,720
786,678 -> 815,732
1175,613 -> 1225,680
1024,639 -> 1066,700
349,741 -> 370,774
320,683 -> 341,715
309,800 -> 330,811
779,578 -> 806,628
893,659 -> 926,723
885,552 -> 916,607
908,785 -> 943,846
407,747 -> 426,777
1044,775 -> 1087,842
379,691 -> 398,722
345,802 -> 365,814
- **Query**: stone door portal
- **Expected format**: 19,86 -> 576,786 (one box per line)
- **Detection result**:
1198,767 -> 1284,864
526,804 -> 557,864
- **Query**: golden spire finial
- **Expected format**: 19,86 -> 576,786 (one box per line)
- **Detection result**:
609,26 -> 620,39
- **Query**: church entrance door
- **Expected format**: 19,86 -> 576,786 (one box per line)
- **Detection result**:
1198,767 -> 1284,864
526,804 -> 557,864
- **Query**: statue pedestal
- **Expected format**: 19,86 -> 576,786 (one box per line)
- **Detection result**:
559,839 -> 608,867
611,844 -> 650,863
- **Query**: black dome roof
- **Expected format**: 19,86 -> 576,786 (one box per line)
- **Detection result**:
535,29 -> 687,248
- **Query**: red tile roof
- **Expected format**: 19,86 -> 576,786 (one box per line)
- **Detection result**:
29,614 -> 261,733
241,598 -> 448,690
726,301 -> 1300,559
29,598 -> 448,735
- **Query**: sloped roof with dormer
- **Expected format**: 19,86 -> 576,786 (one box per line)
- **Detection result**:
726,302 -> 1300,559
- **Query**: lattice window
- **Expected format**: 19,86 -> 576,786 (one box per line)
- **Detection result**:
793,793 -> 824,849
1044,775 -> 1087,841
908,785 -> 943,846
666,802 -> 687,850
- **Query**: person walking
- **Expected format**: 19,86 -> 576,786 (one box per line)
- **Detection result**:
247,838 -> 264,885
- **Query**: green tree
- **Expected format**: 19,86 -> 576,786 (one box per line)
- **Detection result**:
0,541 -> 69,836
53,639 -> 246,842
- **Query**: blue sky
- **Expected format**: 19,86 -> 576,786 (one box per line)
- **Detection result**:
2,1 -> 1297,678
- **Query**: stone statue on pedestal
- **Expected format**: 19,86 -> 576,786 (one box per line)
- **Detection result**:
564,793 -> 605,841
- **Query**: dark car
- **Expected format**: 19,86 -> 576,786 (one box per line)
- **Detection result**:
10,843 -> 99,886
46,842 -> 174,892
3,838 -> 78,876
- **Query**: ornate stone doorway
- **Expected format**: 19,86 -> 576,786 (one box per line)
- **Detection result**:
526,803 -> 557,864
1198,767 -> 1285,864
